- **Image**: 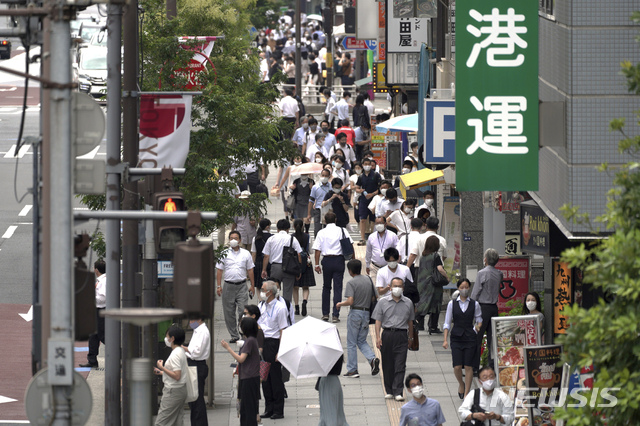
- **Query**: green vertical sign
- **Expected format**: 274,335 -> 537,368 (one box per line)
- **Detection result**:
455,0 -> 538,191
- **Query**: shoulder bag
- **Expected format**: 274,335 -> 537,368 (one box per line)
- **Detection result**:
408,320 -> 419,351
368,276 -> 378,325
282,235 -> 302,275
259,356 -> 271,382
459,388 -> 486,426
339,227 -> 354,260
185,365 -> 199,403
432,253 -> 449,287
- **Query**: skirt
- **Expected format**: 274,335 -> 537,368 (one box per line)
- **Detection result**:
296,266 -> 316,287
318,375 -> 349,426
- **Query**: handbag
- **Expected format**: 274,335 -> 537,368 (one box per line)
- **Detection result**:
282,235 -> 302,275
368,276 -> 378,325
339,227 -> 354,260
185,365 -> 199,403
259,359 -> 271,382
459,388 -> 485,426
286,192 -> 296,211
432,253 -> 449,287
408,320 -> 419,351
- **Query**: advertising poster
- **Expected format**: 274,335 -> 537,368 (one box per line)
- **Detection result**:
370,125 -> 400,170
524,345 -> 563,426
492,315 -> 542,423
495,256 -> 530,314
441,196 -> 460,279
552,260 -> 572,335
521,203 -> 550,255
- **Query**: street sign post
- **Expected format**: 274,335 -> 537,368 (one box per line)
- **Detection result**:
341,37 -> 377,50
424,99 -> 455,164
455,0 -> 539,190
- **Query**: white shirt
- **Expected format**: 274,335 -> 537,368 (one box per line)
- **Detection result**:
262,230 -> 302,264
376,264 -> 413,288
329,143 -> 357,166
376,198 -> 405,217
368,194 -> 385,214
279,96 -> 299,118
260,58 -> 269,82
410,231 -> 447,267
443,297 -> 483,330
306,141 -> 329,160
258,298 -> 290,338
331,98 -> 350,120
331,167 -> 349,185
312,223 -> 353,256
388,210 -> 413,236
397,230 -> 421,263
365,230 -> 399,268
302,128 -> 320,149
364,99 -> 374,117
415,203 -> 436,219
95,274 -> 106,308
292,126 -> 308,146
163,347 -> 188,388
325,96 -> 336,117
187,322 -> 211,361
216,247 -> 255,282
458,388 -> 514,426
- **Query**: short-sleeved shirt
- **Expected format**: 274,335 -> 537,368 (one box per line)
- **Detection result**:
262,231 -> 302,264
258,298 -> 290,338
163,347 -> 188,388
309,182 -> 332,209
371,294 -> 415,329
376,264 -> 413,288
356,171 -> 382,193
279,96 -> 299,118
239,336 -> 260,380
216,247 -> 255,282
344,275 -> 374,310
399,398 -> 446,426
233,215 -> 257,244
312,223 -> 353,256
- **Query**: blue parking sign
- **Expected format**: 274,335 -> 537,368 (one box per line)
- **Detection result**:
424,100 -> 455,164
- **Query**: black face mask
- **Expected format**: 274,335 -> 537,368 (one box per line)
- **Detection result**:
321,127 -> 329,133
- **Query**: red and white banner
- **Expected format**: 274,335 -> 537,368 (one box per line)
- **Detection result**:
175,37 -> 218,90
138,94 -> 193,168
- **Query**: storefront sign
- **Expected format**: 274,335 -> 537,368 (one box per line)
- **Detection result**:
524,345 -> 563,426
455,0 -> 539,190
378,2 -> 386,61
386,15 -> 429,53
520,203 -> 550,255
552,260 -> 571,334
495,256 -> 530,314
424,99 -> 455,164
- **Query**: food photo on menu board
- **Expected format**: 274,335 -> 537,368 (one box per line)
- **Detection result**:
524,345 -> 563,426
491,315 -> 542,424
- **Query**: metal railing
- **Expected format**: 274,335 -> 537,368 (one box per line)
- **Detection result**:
276,83 -> 358,105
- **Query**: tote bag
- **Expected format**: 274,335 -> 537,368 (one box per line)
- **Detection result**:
185,366 -> 199,403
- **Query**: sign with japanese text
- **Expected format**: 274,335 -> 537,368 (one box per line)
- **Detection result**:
520,203 -> 550,255
525,345 -> 563,426
386,14 -> 429,53
370,121 -> 400,169
342,37 -> 377,51
48,338 -> 73,385
378,2 -> 387,61
424,99 -> 455,164
455,0 -> 539,190
552,260 -> 571,335
495,256 -> 530,314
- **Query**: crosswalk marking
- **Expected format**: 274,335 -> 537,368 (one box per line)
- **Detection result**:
18,205 -> 32,217
4,144 -> 30,158
2,226 -> 17,239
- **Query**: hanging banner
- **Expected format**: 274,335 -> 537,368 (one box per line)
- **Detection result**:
524,345 -> 563,426
138,94 -> 193,168
495,256 -> 530,314
552,260 -> 572,335
455,0 -> 539,190
378,1 -> 386,61
441,196 -> 460,278
172,36 -> 218,90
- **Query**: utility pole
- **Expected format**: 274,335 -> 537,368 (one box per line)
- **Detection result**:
105,3 -> 123,425
48,5 -> 74,423
326,0 -> 333,89
294,0 -> 301,98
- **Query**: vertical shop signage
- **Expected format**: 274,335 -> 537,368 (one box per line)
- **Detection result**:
495,256 -> 530,314
552,260 -> 572,334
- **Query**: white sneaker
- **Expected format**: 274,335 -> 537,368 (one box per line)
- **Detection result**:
395,395 -> 405,401
385,394 -> 394,399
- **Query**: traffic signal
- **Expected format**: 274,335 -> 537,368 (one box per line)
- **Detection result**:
154,191 -> 186,254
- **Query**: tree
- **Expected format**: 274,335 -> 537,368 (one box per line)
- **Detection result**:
556,14 -> 640,425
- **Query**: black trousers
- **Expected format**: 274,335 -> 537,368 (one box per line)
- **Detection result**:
262,338 -> 285,416
87,307 -> 105,364
240,376 -> 260,426
188,359 -> 209,426
321,256 -> 345,318
475,303 -> 499,369
381,330 -> 408,396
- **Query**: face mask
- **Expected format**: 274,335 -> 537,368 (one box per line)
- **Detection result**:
332,188 -> 341,193
411,386 -> 424,399
315,157 -> 322,163
294,161 -> 302,166
310,125 -> 317,131
380,188 -> 388,196
459,288 -> 470,298
335,163 -> 343,169
526,301 -> 537,311
339,141 -> 346,146
481,379 -> 496,391
375,224 -> 385,233
301,176 -> 308,181
424,199 -> 434,207
302,123 -> 309,129
355,169 -> 362,175
321,177 -> 329,184
164,337 -> 172,348
387,261 -> 398,269
404,207 -> 413,215
402,168 -> 411,174
331,161 -> 336,167
322,127 -> 329,133
260,291 -> 268,300
229,239 -> 239,248
363,165 -> 371,172
189,321 -> 199,330
391,287 -> 403,298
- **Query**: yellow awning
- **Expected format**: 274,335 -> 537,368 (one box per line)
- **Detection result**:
398,169 -> 445,199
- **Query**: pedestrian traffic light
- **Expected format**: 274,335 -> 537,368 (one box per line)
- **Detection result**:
173,212 -> 214,318
154,191 -> 186,254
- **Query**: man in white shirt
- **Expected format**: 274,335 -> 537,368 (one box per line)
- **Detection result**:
375,247 -> 413,296
216,231 -> 256,343
313,212 -> 354,322
80,259 -> 107,368
331,90 -> 352,121
376,187 -> 405,218
301,117 -> 320,156
397,218 -> 424,266
407,216 -> 447,270
259,52 -> 269,82
458,367 -> 514,425
183,317 -> 211,426
329,132 -> 357,167
365,217 -> 399,287
323,89 -> 337,128
261,219 -> 302,303
363,92 -> 375,117
305,133 -> 329,161
292,116 -> 310,152
414,190 -> 436,219
279,88 -> 299,138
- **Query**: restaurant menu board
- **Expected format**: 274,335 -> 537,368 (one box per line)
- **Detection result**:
524,345 -> 563,426
492,315 -> 542,423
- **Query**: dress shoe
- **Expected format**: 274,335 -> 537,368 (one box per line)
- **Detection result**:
301,300 -> 308,316
270,414 -> 284,420
79,362 -> 98,368
295,305 -> 300,315
260,412 -> 273,419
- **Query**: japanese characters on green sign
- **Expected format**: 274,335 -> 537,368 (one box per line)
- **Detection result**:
455,1 -> 539,191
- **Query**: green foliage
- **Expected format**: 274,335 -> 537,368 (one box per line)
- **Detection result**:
554,36 -> 640,425
248,0 -> 287,29
140,0 -> 296,237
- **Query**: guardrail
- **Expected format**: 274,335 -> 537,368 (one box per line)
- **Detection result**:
276,83 -> 358,105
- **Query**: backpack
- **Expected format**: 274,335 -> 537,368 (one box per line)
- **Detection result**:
295,95 -> 306,117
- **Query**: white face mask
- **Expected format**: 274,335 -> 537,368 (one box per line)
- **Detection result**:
481,379 -> 496,391
260,291 -> 267,300
459,288 -> 470,298
335,163 -> 343,169
526,301 -> 537,311
404,207 -> 413,214
164,337 -> 172,348
294,161 -> 302,166
301,176 -> 308,181
387,261 -> 398,269
411,386 -> 424,399
302,123 -> 309,129
424,199 -> 434,207
363,165 -> 371,172
229,239 -> 239,248
320,177 -> 329,184
391,287 -> 403,298
402,167 -> 411,174
315,157 -> 322,163
375,224 -> 385,233
380,188 -> 388,196
355,169 -> 362,175
332,188 -> 341,193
